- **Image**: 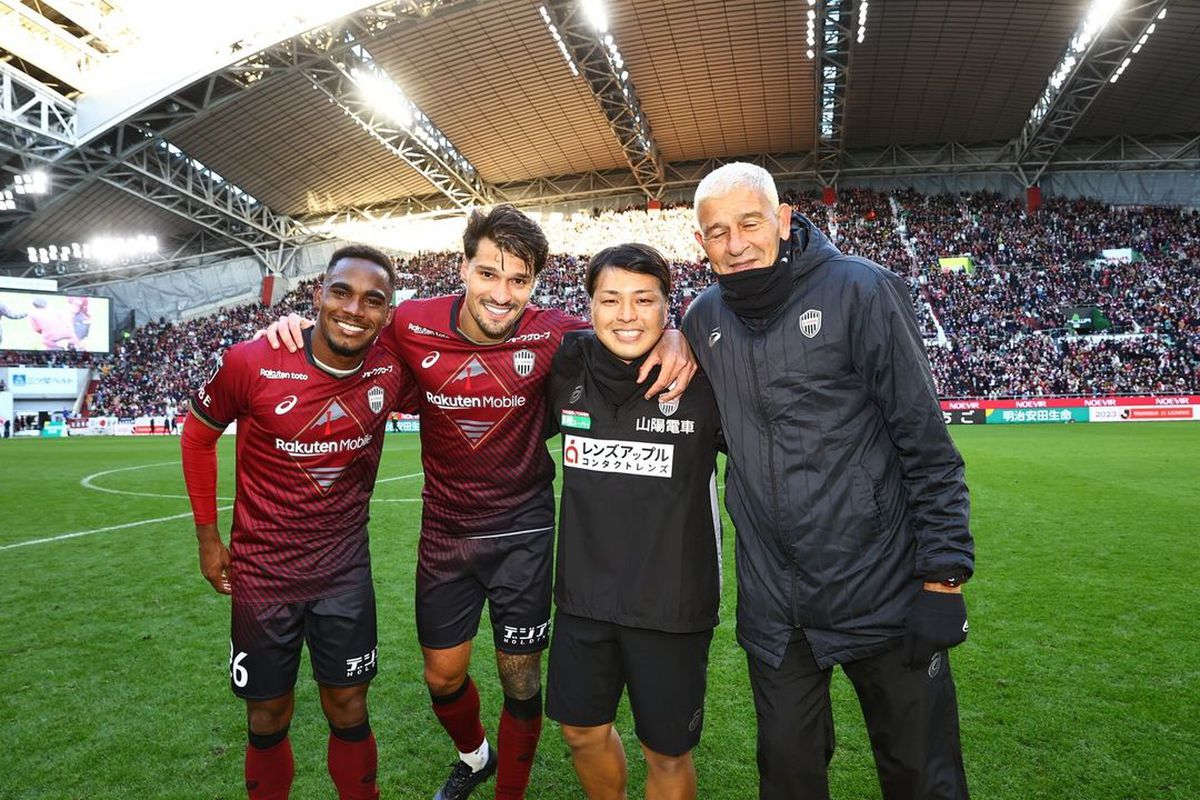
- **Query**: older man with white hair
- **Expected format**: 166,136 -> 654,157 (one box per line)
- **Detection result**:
681,162 -> 974,800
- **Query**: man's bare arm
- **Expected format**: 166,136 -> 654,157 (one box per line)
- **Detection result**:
638,329 -> 698,402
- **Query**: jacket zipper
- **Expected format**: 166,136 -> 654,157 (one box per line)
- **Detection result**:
746,330 -> 795,568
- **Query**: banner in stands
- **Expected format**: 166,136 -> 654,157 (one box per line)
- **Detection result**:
7,367 -> 78,397
0,290 -> 111,353
939,396 -> 1200,424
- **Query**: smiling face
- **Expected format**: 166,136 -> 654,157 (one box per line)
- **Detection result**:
694,185 -> 792,275
590,266 -> 668,363
457,236 -> 534,344
311,257 -> 393,369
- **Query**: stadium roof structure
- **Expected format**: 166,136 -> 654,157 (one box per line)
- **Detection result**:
1,0 -> 1198,287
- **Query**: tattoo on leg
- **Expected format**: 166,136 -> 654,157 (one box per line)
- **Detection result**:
496,651 -> 541,700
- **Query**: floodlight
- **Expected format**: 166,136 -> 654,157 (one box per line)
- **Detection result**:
581,0 -> 608,34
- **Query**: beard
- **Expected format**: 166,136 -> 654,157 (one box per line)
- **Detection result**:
319,325 -> 371,359
466,301 -> 519,340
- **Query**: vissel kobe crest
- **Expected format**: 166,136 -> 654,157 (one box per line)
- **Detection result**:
513,348 -> 535,377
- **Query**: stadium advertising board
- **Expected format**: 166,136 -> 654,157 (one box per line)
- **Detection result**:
1089,405 -> 1199,422
939,396 -> 1200,424
985,407 -> 1090,424
7,367 -> 79,397
0,290 -> 111,353
41,420 -> 68,437
389,412 -> 420,433
942,409 -> 986,425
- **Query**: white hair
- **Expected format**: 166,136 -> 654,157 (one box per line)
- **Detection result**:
693,162 -> 781,224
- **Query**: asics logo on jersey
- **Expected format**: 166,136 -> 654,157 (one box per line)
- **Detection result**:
275,395 -> 298,415
708,328 -> 721,347
421,351 -> 440,368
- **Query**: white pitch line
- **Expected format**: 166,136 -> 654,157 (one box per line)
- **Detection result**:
375,470 -> 425,484
79,461 -> 235,501
0,505 -> 234,552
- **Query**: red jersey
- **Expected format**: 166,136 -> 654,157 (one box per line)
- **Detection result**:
379,295 -> 587,537
191,332 -> 415,603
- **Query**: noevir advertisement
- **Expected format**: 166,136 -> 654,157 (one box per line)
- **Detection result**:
939,396 -> 1200,424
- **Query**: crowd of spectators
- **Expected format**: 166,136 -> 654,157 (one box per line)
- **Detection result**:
87,279 -> 319,418
3,190 -> 1197,414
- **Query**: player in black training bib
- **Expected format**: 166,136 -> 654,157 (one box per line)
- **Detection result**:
545,243 -> 724,799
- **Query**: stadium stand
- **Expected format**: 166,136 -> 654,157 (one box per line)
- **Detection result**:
4,191 -> 1195,415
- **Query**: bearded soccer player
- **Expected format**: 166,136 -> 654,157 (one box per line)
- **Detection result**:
182,245 -> 416,800
267,204 -> 696,800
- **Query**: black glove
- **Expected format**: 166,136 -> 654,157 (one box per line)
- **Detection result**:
902,589 -> 968,669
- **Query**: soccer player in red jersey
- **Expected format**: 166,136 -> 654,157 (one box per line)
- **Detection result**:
182,246 -> 416,800
266,205 -> 696,800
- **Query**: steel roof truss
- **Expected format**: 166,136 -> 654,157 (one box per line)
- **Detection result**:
1015,0 -> 1172,183
814,0 -> 854,185
541,0 -> 667,198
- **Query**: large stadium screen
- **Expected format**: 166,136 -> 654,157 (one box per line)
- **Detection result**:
937,256 -> 975,274
0,290 -> 112,353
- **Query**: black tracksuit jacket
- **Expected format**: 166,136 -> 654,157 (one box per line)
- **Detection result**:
682,215 -> 973,669
547,331 -> 723,633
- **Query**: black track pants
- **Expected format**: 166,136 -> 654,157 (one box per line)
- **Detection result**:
747,634 -> 968,800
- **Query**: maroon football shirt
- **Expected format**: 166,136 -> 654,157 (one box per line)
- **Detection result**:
378,296 -> 587,537
191,333 -> 416,603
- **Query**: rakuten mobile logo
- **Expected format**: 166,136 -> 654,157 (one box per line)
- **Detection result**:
274,434 -> 374,457
424,391 -> 527,410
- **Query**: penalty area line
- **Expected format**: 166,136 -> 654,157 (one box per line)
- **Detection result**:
0,505 -> 234,552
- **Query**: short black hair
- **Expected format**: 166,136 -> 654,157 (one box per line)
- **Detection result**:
585,242 -> 671,298
463,204 -> 549,276
327,244 -> 396,287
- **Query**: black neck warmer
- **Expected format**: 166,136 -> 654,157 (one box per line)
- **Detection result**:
715,230 -> 800,321
589,339 -> 659,408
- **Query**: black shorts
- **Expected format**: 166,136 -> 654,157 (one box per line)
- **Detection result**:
415,528 -> 553,653
229,583 -> 377,701
545,611 -> 713,756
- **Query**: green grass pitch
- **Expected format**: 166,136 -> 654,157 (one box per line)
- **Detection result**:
1,423 -> 1197,799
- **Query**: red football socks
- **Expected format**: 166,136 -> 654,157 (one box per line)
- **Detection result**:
430,675 -> 487,753
494,693 -> 543,800
328,722 -> 379,800
245,736 -> 294,800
